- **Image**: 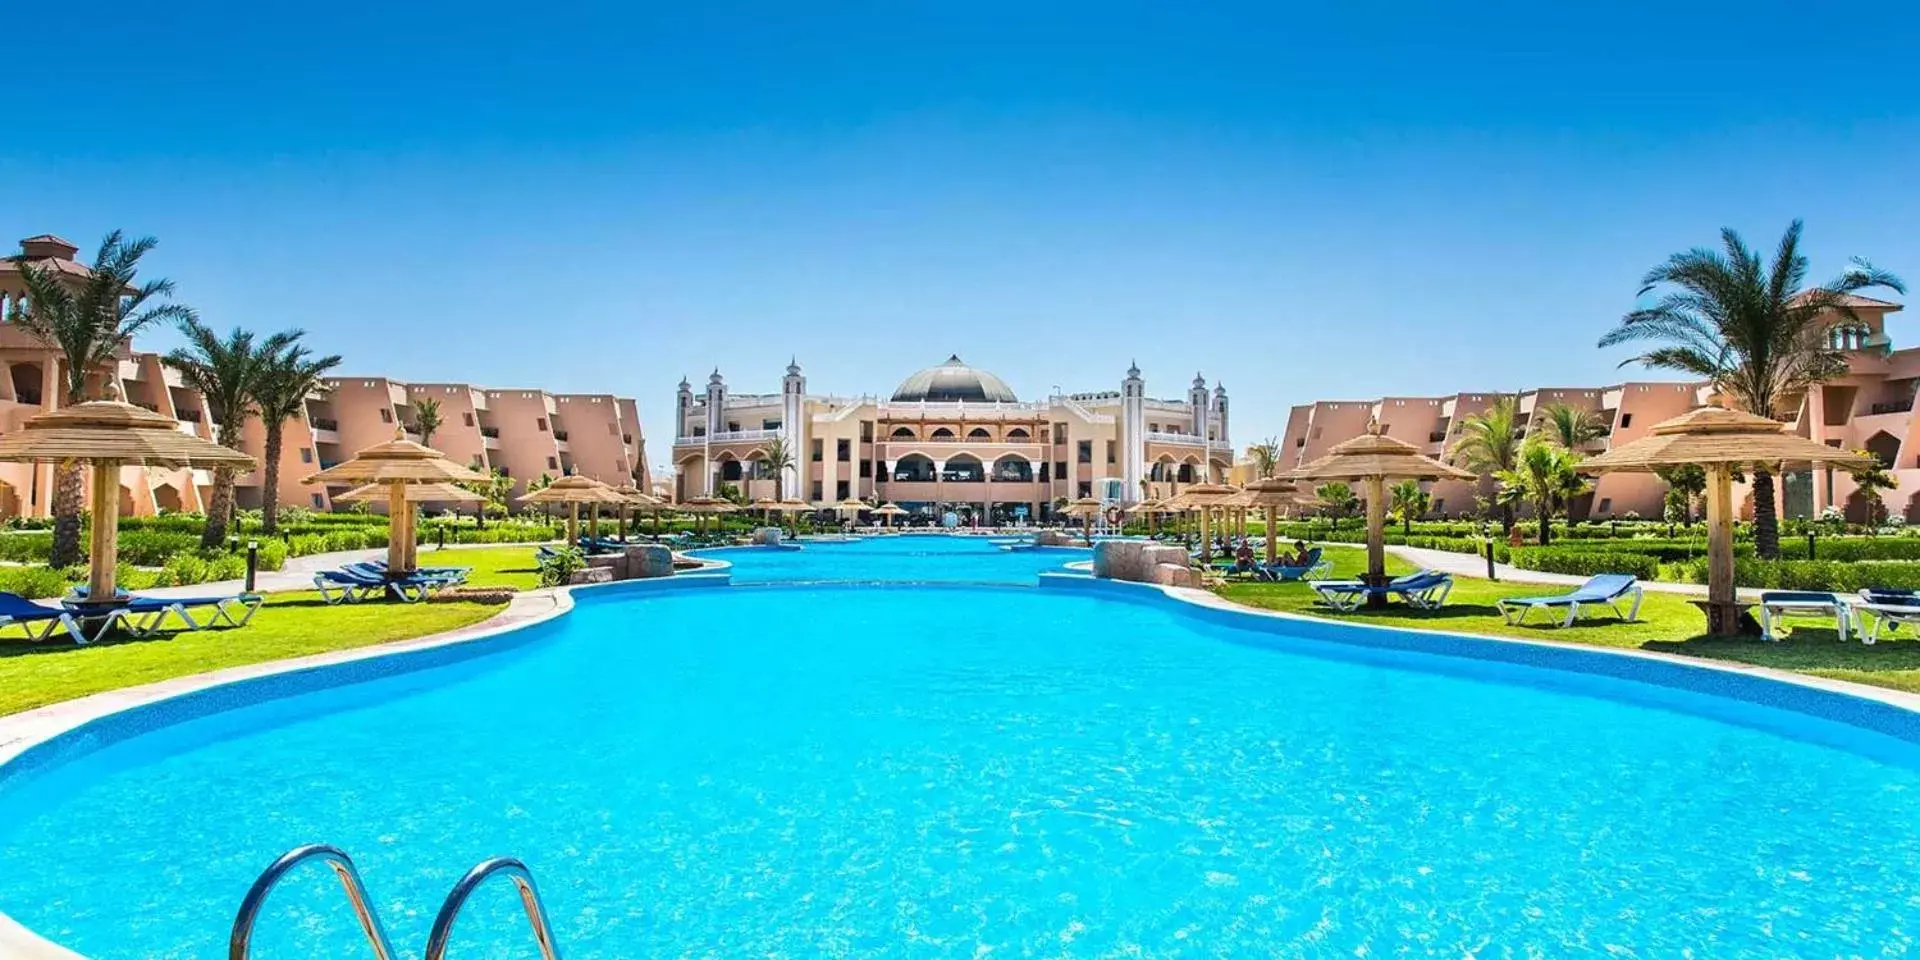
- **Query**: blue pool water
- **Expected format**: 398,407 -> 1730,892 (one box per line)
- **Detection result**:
691,534 -> 1091,584
3,537 -> 1920,957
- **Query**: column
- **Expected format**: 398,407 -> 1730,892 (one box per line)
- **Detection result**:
1808,385 -> 1827,513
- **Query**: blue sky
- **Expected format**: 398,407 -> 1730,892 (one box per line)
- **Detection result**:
9,1 -> 1918,468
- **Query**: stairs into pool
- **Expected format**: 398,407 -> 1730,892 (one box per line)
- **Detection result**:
228,844 -> 563,959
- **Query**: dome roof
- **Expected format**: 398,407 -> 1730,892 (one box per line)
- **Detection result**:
891,355 -> 1018,403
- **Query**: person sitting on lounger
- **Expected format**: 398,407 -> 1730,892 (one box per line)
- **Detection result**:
1286,540 -> 1312,567
1234,541 -> 1256,573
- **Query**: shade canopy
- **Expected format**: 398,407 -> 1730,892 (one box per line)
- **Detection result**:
873,503 -> 908,516
1289,421 -> 1476,483
835,498 -> 868,513
1060,497 -> 1106,517
303,431 -> 488,486
1241,476 -> 1308,507
614,485 -> 664,507
1159,483 -> 1239,512
749,497 -> 783,511
677,495 -> 738,514
337,481 -> 485,504
1125,499 -> 1168,514
0,396 -> 255,469
519,474 -> 631,505
777,497 -> 812,513
1579,405 -> 1875,474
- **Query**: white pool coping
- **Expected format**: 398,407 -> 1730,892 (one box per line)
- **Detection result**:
5,568 -> 1920,957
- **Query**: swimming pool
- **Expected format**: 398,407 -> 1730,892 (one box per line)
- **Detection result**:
2,536 -> 1919,957
691,534 -> 1092,584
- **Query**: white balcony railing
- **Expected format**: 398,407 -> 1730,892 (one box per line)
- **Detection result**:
1146,431 -> 1232,452
674,428 -> 781,446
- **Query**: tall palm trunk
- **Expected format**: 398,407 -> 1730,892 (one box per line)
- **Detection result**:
1535,501 -> 1552,546
202,466 -> 235,549
49,460 -> 85,568
261,423 -> 286,534
1752,466 -> 1780,559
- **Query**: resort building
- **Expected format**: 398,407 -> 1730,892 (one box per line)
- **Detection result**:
1278,296 -> 1910,523
0,234 -> 646,519
670,356 -> 1232,521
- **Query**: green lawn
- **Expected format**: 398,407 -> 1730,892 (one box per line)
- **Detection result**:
1218,546 -> 1920,694
0,592 -> 505,716
419,544 -> 546,590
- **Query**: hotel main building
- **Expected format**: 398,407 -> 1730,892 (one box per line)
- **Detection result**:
671,356 -> 1232,522
1279,296 -> 1911,524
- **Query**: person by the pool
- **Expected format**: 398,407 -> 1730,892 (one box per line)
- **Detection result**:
1234,540 -> 1256,573
1286,540 -> 1312,567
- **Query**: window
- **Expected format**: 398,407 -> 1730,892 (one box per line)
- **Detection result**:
691,426 -> 706,437
1619,413 -> 1633,429
378,408 -> 393,424
1597,498 -> 1612,514
931,427 -> 955,440
810,481 -> 823,500
810,439 -> 823,462
1433,498 -> 1446,514
1105,441 -> 1115,464
1077,482 -> 1092,499
499,466 -> 511,477
547,457 -> 558,470
463,412 -> 475,427
967,427 -> 990,440
1039,462 -> 1051,482
310,493 -> 325,509
859,459 -> 872,478
1053,423 -> 1068,444
1053,460 -> 1067,479
299,448 -> 313,464
762,419 -> 781,430
890,426 -> 916,439
607,422 -> 617,435
536,418 -> 548,432
1295,437 -> 1305,448
1006,428 -> 1030,440
1077,441 -> 1092,463
727,421 -> 740,432
837,439 -> 851,460
1148,422 -> 1159,433
860,421 -> 873,441
836,481 -> 850,500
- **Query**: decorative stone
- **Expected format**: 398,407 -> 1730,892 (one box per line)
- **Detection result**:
1036,530 -> 1080,547
1094,540 -> 1154,581
1150,562 -> 1196,588
568,566 -> 614,585
1141,545 -> 1192,574
626,544 -> 675,579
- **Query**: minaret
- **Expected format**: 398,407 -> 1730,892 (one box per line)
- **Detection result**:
1121,361 -> 1146,503
674,377 -> 693,441
703,370 -> 726,494
1189,373 -> 1210,481
782,358 -> 807,500
1213,383 -> 1230,446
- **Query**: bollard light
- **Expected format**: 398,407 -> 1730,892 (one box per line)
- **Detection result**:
245,540 -> 259,593
1484,539 -> 1497,582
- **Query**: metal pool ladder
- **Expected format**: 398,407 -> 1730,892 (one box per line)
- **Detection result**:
229,844 -> 564,960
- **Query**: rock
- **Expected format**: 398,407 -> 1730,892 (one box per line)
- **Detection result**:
1036,530 -> 1082,547
750,526 -> 785,546
568,566 -> 614,585
1141,545 -> 1192,574
1150,562 -> 1196,588
587,553 -> 628,579
1094,540 -> 1154,581
625,544 -> 675,579
429,586 -> 515,604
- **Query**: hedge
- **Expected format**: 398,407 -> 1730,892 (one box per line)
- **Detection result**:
1508,546 -> 1664,580
1671,558 -> 1920,592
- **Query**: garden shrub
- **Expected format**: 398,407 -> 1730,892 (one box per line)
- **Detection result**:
1508,546 -> 1664,580
0,565 -> 73,599
0,533 -> 52,563
1672,558 -> 1920,592
323,530 -> 369,552
159,552 -> 210,587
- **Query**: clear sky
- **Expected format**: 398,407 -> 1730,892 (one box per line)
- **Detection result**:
9,1 -> 1917,469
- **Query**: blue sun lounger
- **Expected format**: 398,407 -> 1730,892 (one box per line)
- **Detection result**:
1850,589 -> 1920,644
0,592 -> 90,643
357,560 -> 470,586
1312,569 -> 1454,611
1757,590 -> 1850,642
66,588 -> 264,635
1258,547 -> 1330,582
1496,574 -> 1644,628
315,567 -> 439,603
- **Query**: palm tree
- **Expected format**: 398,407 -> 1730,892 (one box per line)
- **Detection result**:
6,232 -> 195,567
1497,438 -> 1591,546
464,467 -> 515,526
412,396 -> 444,448
1388,479 -> 1429,536
1540,403 -> 1607,450
164,321 -> 292,548
1654,464 -> 1707,524
1315,482 -> 1358,530
1599,220 -> 1904,557
251,337 -> 342,533
1246,437 -> 1282,479
525,473 -> 555,520
1449,395 -> 1524,533
1847,451 -> 1898,529
759,437 -> 796,500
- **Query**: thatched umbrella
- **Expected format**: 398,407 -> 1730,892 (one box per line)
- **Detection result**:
1061,496 -> 1105,543
0,390 -> 255,606
1580,404 -> 1873,635
750,496 -> 782,527
1126,498 -> 1166,536
874,502 -> 908,528
677,495 -> 737,536
613,485 -> 662,541
519,475 -> 631,546
1289,420 -> 1473,605
335,481 -> 486,506
304,429 -> 487,578
1242,477 -> 1306,565
834,497 -> 868,531
1159,483 -> 1240,562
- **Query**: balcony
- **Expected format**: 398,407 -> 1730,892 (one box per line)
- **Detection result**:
1428,430 -> 1448,443
1871,399 -> 1915,415
1145,431 -> 1233,452
479,425 -> 501,439
177,408 -> 203,423
310,417 -> 339,431
675,428 -> 781,446
552,430 -> 570,441
622,434 -> 632,445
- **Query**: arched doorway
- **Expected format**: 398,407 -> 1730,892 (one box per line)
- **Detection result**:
943,454 -> 984,482
991,455 -> 1033,482
893,454 -> 936,481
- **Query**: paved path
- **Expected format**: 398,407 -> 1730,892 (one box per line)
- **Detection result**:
1380,542 -> 1757,598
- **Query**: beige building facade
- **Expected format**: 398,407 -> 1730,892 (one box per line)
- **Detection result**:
1279,297 -> 1909,524
1,234 -> 646,519
671,356 -> 1231,522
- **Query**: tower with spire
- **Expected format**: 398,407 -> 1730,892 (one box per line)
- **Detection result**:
1188,373 -> 1209,440
674,376 -> 693,441
1121,361 -> 1146,502
1212,382 -> 1230,447
781,358 -> 807,497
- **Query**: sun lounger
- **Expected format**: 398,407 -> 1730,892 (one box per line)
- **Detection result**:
1757,590 -> 1850,642
1849,589 -> 1920,644
0,591 -> 90,643
361,560 -> 470,585
77,593 -> 265,635
1259,547 -> 1330,582
1496,574 -> 1644,627
1312,570 -> 1453,611
315,567 -> 438,603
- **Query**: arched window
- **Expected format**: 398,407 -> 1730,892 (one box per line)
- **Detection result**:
943,454 -> 985,482
967,427 -> 991,440
931,427 -> 956,440
893,454 -> 936,481
991,457 -> 1033,482
1176,463 -> 1195,483
719,458 -> 744,481
1006,427 -> 1031,440
890,426 -> 917,439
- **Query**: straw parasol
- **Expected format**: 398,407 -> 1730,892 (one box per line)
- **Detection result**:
0,387 -> 255,606
1288,420 -> 1473,605
336,482 -> 486,505
1061,496 -> 1105,543
834,497 -> 868,530
519,475 -> 632,546
873,502 -> 908,528
1580,404 -> 1873,635
750,496 -> 782,526
1126,497 -> 1167,536
614,485 -> 663,540
676,495 -> 738,536
303,429 -> 487,578
1242,477 -> 1306,565
1159,483 -> 1241,562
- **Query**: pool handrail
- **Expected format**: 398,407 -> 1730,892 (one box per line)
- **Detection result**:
424,856 -> 564,960
229,843 -> 397,960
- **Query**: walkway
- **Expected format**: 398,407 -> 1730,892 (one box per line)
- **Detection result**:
1382,543 -> 1741,598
